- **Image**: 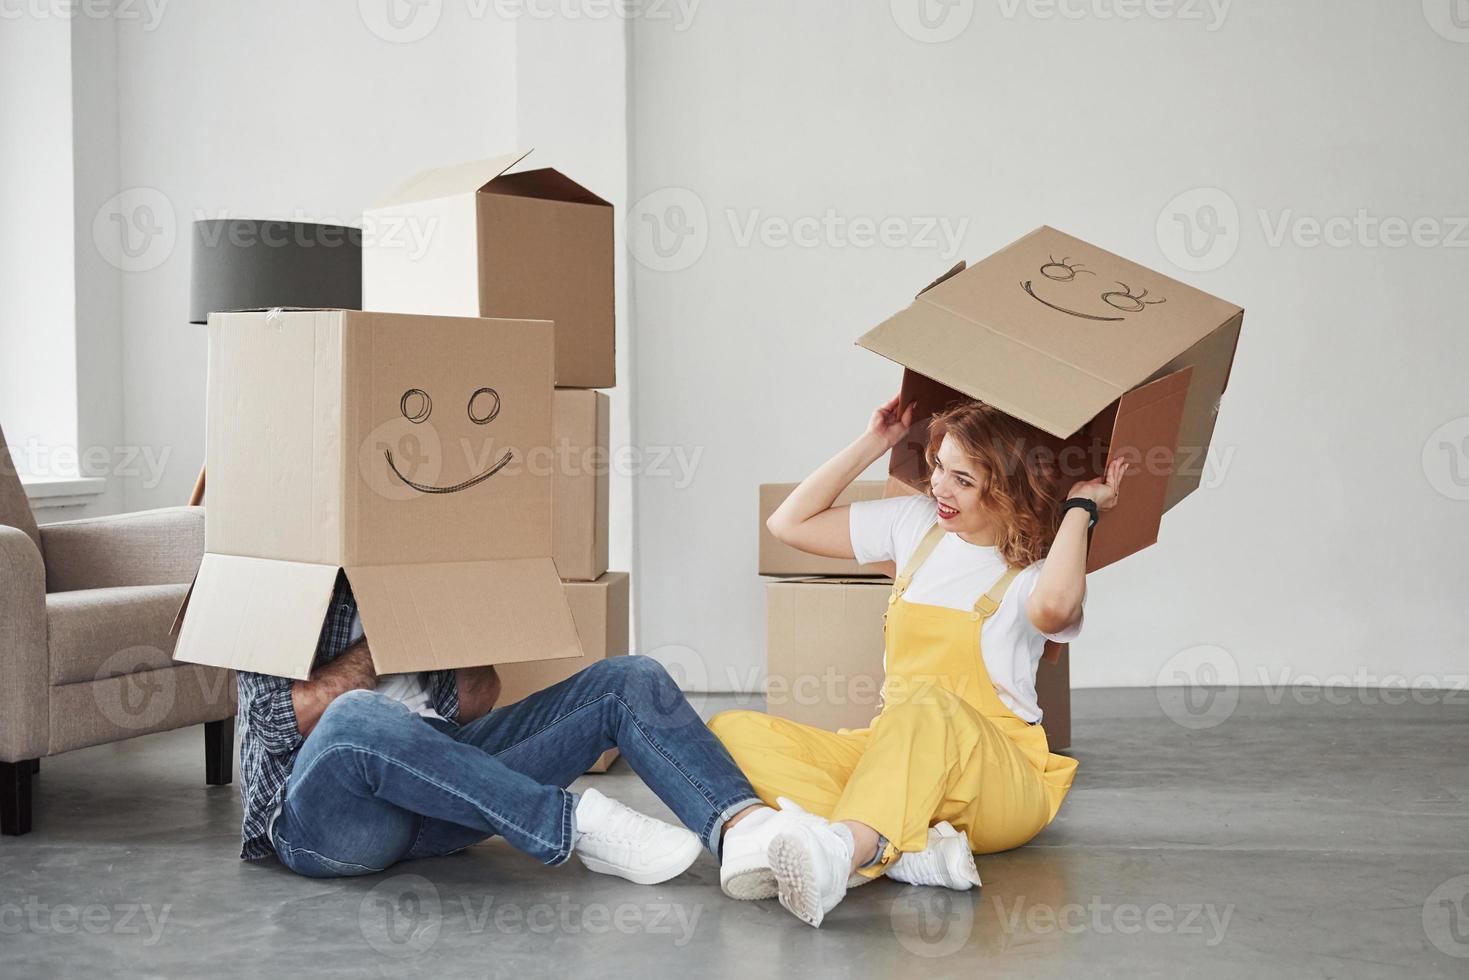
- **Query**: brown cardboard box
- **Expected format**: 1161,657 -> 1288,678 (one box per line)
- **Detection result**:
758,481 -> 892,577
171,309 -> 582,680
857,226 -> 1243,571
497,572 -> 631,772
362,149 -> 615,388
765,578 -> 1071,750
553,390 -> 610,582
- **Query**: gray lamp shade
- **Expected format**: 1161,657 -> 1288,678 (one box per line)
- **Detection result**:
189,219 -> 362,324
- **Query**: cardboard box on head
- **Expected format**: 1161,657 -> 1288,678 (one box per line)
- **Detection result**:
361,149 -> 615,389
170,309 -> 584,680
857,226 -> 1243,571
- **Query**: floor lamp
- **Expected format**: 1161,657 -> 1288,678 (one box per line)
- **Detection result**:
186,218 -> 362,504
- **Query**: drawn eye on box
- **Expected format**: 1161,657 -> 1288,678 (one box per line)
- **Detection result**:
384,385 -> 513,495
1021,255 -> 1166,322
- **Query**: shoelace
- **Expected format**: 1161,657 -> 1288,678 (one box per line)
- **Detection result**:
584,802 -> 665,847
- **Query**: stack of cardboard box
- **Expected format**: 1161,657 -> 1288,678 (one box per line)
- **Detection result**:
172,150 -> 630,773
361,149 -> 630,772
757,480 -> 1072,749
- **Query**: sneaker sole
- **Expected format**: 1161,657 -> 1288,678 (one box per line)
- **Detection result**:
577,835 -> 702,886
768,832 -> 827,927
720,865 -> 778,901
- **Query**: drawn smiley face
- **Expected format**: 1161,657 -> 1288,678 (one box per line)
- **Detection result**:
384,386 -> 512,494
1021,255 -> 1166,322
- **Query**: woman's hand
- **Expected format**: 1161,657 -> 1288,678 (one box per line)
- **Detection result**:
1065,456 -> 1130,513
867,394 -> 917,450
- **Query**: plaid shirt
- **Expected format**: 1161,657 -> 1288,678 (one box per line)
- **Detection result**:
235,572 -> 460,860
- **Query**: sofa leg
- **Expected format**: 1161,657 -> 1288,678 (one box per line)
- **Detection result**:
205,718 -> 233,786
2,760 -> 35,835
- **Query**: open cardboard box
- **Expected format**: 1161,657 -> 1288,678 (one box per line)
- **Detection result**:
171,309 -> 583,680
858,226 -> 1243,572
362,149 -> 615,389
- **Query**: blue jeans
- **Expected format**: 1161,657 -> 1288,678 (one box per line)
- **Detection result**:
270,657 -> 762,878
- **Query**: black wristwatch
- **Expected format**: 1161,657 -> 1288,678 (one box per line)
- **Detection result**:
1061,497 -> 1099,529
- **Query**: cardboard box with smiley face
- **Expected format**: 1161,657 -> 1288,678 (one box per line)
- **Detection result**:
857,226 -> 1244,571
170,309 -> 583,680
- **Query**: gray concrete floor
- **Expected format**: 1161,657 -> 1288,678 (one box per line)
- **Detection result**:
1,687 -> 1466,979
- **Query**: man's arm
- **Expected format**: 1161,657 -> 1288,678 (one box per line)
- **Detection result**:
454,665 -> 501,725
290,640 -> 378,739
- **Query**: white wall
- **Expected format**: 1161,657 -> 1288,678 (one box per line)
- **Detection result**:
0,14 -> 78,482
109,0 -> 519,513
629,1 -> 1469,690
94,0 -> 633,574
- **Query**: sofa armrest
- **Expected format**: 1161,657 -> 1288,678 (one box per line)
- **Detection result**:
0,525 -> 48,761
40,506 -> 205,593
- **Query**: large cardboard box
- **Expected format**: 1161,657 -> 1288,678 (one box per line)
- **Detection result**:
857,226 -> 1243,571
758,481 -> 891,577
553,389 -> 610,582
765,578 -> 1071,750
171,309 -> 583,680
496,572 -> 631,772
362,149 -> 615,388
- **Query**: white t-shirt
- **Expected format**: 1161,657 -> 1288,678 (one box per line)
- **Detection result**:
848,493 -> 1082,723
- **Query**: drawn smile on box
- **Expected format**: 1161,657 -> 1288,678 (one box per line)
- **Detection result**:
385,386 -> 513,495
1021,256 -> 1165,322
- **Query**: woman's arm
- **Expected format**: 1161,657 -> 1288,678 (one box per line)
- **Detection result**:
766,394 -> 916,559
1026,456 -> 1129,635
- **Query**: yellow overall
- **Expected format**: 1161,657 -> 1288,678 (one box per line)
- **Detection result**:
710,523 -> 1078,871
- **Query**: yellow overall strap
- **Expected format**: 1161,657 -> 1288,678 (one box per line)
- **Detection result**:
888,523 -> 947,606
970,566 -> 1021,622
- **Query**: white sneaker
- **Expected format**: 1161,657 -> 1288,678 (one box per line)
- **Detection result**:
767,812 -> 855,928
720,806 -> 783,900
571,788 -> 702,885
884,821 -> 982,890
720,798 -> 882,901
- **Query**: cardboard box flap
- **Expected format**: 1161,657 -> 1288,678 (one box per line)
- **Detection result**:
484,168 -> 611,208
861,302 -> 1123,438
371,149 -> 533,209
1086,365 -> 1193,571
347,558 -> 582,676
171,553 -> 340,680
917,260 -> 966,297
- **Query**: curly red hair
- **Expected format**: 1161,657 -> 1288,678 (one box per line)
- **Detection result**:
923,400 -> 1065,568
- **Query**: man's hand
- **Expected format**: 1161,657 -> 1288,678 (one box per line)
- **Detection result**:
455,665 -> 502,725
290,640 -> 377,739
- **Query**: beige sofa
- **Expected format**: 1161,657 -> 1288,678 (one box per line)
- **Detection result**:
0,424 -> 236,835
